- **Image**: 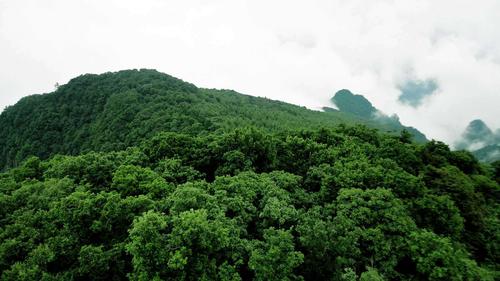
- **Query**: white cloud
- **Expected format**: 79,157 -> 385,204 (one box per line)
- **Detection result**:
1,0 -> 499,145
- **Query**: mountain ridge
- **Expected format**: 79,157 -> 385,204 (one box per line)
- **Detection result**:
0,69 -> 428,170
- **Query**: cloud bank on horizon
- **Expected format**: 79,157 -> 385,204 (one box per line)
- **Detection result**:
1,0 -> 499,145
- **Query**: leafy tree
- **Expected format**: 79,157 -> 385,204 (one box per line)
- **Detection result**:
359,267 -> 385,281
248,228 -> 303,281
111,165 -> 172,197
78,245 -> 110,280
215,150 -> 253,176
331,188 -> 416,279
408,230 -> 493,281
412,194 -> 464,239
126,211 -> 169,281
155,158 -> 204,185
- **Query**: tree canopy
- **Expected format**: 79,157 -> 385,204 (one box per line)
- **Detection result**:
0,126 -> 498,280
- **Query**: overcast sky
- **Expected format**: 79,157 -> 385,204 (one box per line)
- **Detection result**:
1,0 -> 499,145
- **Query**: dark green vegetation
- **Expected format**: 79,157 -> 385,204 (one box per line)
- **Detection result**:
0,69 -> 499,280
456,119 -> 500,163
1,127 -> 499,280
0,69 -> 424,171
327,89 -> 426,142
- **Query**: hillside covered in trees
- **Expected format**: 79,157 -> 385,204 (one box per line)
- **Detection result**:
0,69 -> 499,280
0,69 -> 425,171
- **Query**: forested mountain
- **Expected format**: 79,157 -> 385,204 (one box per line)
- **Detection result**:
0,69 -> 499,280
0,69 -> 424,171
330,89 -> 377,119
327,89 -> 426,142
456,119 -> 500,162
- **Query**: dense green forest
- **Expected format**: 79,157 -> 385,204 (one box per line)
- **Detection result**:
0,69 -> 499,280
0,69 -> 425,171
1,126 -> 499,280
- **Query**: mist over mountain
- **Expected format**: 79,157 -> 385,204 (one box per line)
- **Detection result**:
326,89 -> 427,143
456,119 -> 500,162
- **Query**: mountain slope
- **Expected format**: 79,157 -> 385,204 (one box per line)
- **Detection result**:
0,69 -> 424,170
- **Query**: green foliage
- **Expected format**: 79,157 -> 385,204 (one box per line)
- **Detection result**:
126,211 -> 169,280
408,230 -> 494,281
111,164 -> 171,197
491,160 -> 500,184
0,109 -> 498,279
155,158 -> 204,184
359,267 -> 385,281
3,69 -> 498,279
331,188 -> 416,279
249,228 -> 303,281
412,194 -> 464,239
127,209 -> 241,281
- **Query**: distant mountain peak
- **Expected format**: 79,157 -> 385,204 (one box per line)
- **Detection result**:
457,119 -> 494,149
455,119 -> 500,162
331,89 -> 376,119
466,119 -> 493,136
328,89 -> 427,142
